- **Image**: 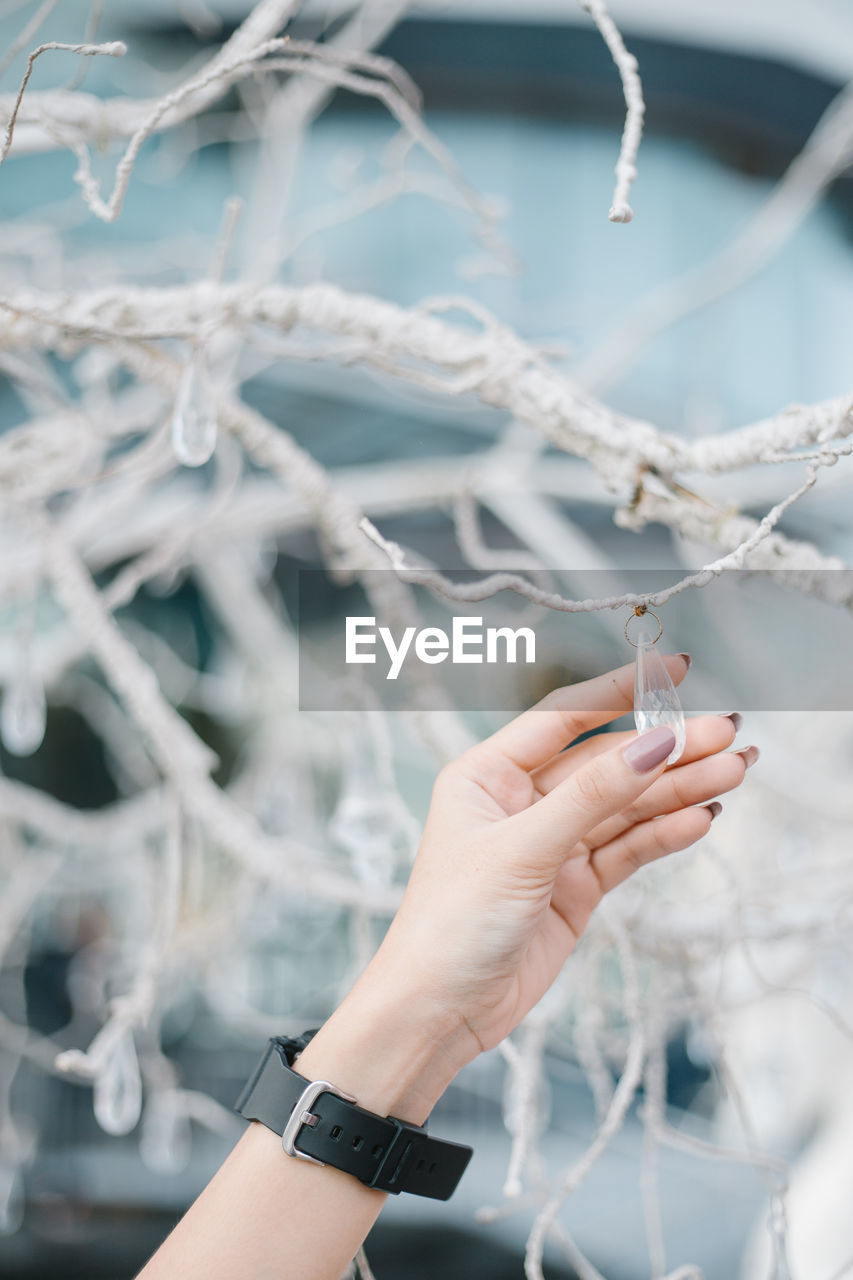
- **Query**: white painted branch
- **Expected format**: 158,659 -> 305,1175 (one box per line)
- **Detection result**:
576,78 -> 853,390
579,0 -> 645,223
1,283 -> 850,482
0,0 -> 304,157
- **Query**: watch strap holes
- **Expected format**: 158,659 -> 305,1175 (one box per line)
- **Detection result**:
329,1125 -> 342,1141
352,1135 -> 364,1151
371,1144 -> 384,1160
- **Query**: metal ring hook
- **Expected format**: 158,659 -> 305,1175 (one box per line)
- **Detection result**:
624,606 -> 663,648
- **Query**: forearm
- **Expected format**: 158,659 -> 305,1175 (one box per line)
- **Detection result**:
136,671 -> 738,1280
136,957 -> 471,1280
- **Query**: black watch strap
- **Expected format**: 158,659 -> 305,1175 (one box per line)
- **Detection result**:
235,1033 -> 472,1201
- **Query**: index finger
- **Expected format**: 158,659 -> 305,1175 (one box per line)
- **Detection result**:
468,654 -> 690,774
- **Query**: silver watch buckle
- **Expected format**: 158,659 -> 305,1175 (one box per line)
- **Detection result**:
281,1078 -> 357,1165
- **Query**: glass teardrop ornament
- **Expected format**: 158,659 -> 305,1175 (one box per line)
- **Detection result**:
501,1061 -> 551,1142
633,624 -> 685,764
171,359 -> 217,467
0,1165 -> 23,1237
329,786 -> 398,889
140,1090 -> 192,1175
329,748 -> 398,889
93,1030 -> 143,1136
1,668 -> 46,756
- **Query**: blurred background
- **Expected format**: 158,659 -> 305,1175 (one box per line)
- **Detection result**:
1,1 -> 853,1278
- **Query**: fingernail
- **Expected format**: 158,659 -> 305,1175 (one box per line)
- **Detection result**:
723,712 -> 743,733
622,726 -> 676,774
705,801 -> 722,820
677,653 -> 692,670
735,745 -> 760,769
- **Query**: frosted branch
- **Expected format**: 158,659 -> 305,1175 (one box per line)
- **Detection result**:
0,39 -> 127,168
579,0 -> 645,222
577,78 -> 853,389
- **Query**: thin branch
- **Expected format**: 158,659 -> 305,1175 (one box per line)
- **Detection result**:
579,0 -> 645,222
0,39 -> 127,168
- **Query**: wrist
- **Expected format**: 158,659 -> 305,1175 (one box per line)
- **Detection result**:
293,963 -> 473,1126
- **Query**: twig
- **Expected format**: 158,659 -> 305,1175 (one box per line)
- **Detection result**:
579,0 -> 645,222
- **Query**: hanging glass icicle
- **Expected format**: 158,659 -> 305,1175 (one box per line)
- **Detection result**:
329,739 -> 399,889
0,1163 -> 23,1237
1,663 -> 46,756
139,1089 -> 192,1175
171,354 -> 218,467
93,1029 -> 143,1136
627,607 -> 685,765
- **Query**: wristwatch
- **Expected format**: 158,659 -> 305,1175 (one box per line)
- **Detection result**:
235,1031 -> 473,1200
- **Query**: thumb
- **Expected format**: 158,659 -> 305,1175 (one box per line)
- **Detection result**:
511,725 -> 676,872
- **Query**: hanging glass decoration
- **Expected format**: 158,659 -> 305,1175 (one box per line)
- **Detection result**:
0,1163 -> 23,1237
625,605 -> 685,765
139,1089 -> 192,1176
1,662 -> 46,757
328,741 -> 400,889
93,1029 -> 143,1136
171,354 -> 218,467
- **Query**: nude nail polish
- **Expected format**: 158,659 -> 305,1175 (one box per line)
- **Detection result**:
677,653 -> 692,670
706,801 -> 722,820
623,726 -> 677,774
723,712 -> 743,733
736,745 -> 760,769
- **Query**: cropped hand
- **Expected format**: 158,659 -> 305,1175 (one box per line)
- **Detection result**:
142,658 -> 756,1280
370,657 -> 752,1072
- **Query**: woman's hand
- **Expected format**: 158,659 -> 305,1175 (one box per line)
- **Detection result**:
142,658 -> 756,1280
297,656 -> 754,1129
353,657 -> 753,1089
